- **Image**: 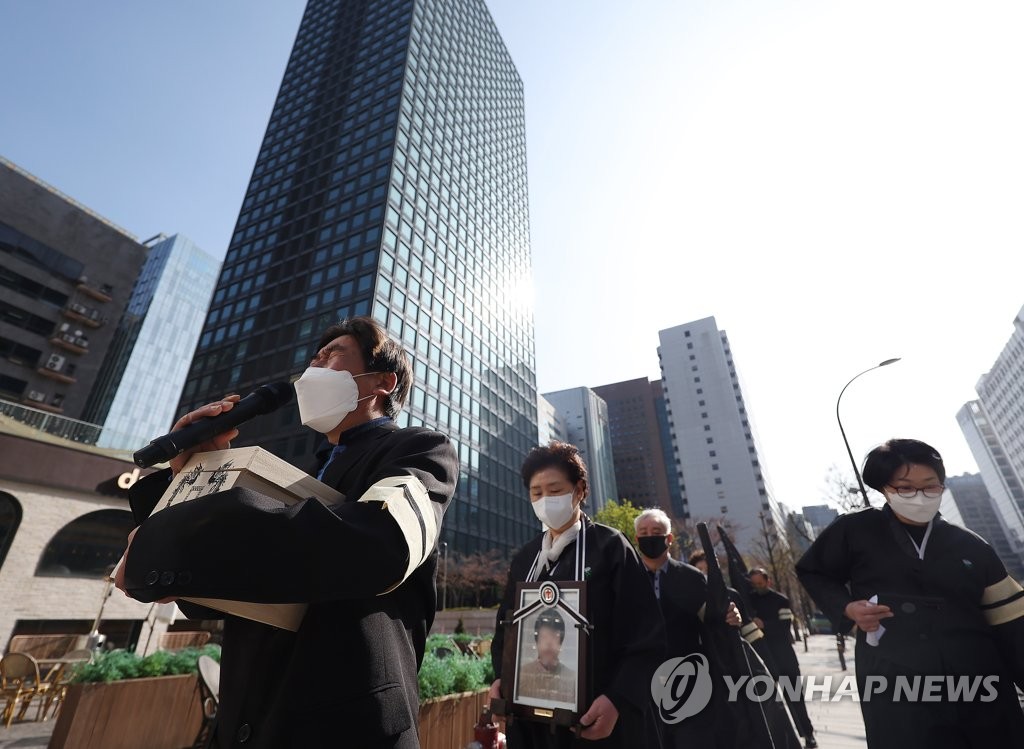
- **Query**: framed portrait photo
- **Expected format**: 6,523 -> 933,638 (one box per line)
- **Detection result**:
498,580 -> 589,727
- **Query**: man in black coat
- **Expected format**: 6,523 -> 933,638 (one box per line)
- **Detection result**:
114,318 -> 458,748
748,569 -> 817,748
635,509 -> 743,748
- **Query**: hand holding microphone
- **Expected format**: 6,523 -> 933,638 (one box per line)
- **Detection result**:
133,382 -> 295,472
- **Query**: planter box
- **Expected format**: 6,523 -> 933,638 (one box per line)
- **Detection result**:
48,674 -> 203,749
418,687 -> 494,749
49,677 -> 485,749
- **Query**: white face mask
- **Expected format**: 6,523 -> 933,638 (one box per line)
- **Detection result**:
294,367 -> 379,433
532,492 -> 577,530
886,491 -> 942,524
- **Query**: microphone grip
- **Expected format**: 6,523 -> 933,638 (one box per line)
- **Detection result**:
133,415 -> 234,468
133,415 -> 225,469
132,382 -> 294,469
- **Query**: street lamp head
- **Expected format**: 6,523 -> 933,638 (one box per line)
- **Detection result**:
879,358 -> 901,367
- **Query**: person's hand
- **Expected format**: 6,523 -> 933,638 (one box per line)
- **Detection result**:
725,601 -> 742,627
753,616 -> 764,630
168,395 -> 241,474
488,678 -> 502,701
113,527 -> 174,603
576,694 -> 619,740
844,600 -> 893,632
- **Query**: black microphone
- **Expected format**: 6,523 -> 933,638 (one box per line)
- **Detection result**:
133,382 -> 295,468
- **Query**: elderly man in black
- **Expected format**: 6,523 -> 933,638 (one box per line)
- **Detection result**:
635,508 -> 742,748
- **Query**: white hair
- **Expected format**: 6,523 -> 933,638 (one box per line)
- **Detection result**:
634,508 -> 672,534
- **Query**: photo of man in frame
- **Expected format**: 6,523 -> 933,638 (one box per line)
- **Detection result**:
514,599 -> 579,711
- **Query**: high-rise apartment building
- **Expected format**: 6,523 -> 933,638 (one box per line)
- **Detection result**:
177,0 -> 537,554
945,472 -> 1024,579
542,387 -> 618,512
658,317 -> 783,554
975,305 -> 1024,485
957,401 -> 1024,560
83,234 -> 220,450
0,158 -> 147,421
593,377 -> 673,512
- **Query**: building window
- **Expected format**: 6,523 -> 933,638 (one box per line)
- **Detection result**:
36,509 -> 135,579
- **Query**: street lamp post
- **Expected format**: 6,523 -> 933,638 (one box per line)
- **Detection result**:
836,358 -> 901,508
441,541 -> 449,610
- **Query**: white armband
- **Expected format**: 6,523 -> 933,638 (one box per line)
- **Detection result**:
357,475 -> 443,593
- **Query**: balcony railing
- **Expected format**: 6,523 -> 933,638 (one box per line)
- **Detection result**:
0,397 -> 138,453
36,367 -> 77,384
49,334 -> 89,354
76,282 -> 113,303
62,302 -> 104,328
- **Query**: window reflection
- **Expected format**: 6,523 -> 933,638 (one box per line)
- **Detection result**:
36,509 -> 134,579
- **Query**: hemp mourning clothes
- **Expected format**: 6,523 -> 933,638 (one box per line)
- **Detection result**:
796,505 -> 1024,749
124,421 -> 458,749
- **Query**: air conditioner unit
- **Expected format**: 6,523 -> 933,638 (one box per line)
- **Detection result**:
27,390 -> 46,402
45,354 -> 66,371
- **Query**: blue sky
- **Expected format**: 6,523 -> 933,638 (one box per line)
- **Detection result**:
3,1 -> 1023,511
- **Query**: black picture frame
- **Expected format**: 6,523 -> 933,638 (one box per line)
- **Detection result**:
497,580 -> 589,727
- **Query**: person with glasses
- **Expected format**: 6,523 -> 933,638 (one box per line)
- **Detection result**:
796,438 -> 1024,748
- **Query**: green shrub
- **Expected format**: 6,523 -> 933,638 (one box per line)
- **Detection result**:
70,643 -> 221,684
418,652 -> 456,700
418,638 -> 495,701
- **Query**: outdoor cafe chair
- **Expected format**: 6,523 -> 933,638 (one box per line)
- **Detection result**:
37,649 -> 94,721
1,652 -> 48,727
192,655 -> 221,749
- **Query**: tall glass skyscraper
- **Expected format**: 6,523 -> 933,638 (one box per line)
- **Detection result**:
85,233 -> 219,449
178,0 -> 538,554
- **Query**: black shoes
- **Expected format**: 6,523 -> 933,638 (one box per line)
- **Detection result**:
804,735 -> 818,748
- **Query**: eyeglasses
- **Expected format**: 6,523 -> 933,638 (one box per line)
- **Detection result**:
887,485 -> 944,499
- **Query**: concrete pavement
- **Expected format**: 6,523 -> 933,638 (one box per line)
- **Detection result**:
796,633 -> 868,749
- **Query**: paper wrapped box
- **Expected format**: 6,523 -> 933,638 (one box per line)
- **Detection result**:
119,447 -> 343,631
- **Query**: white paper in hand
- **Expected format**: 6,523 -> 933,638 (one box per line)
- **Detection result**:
865,594 -> 886,647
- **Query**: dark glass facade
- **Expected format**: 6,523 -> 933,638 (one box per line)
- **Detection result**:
179,0 -> 537,555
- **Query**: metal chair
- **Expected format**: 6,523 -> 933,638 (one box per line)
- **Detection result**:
38,649 -> 93,721
192,655 -> 221,749
1,653 -> 45,727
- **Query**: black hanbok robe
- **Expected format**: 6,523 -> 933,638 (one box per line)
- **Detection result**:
492,517 -> 666,748
796,505 -> 1024,749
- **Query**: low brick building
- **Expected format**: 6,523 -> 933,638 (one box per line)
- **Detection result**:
0,409 -> 182,652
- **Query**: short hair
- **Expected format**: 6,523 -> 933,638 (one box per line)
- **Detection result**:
316,317 -> 411,418
634,508 -> 672,534
688,550 -> 707,566
520,441 -> 589,502
534,609 -> 565,643
861,438 -> 946,493
749,567 -> 770,582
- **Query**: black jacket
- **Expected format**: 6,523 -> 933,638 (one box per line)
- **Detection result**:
796,505 -> 1024,748
125,422 -> 458,748
655,558 -> 707,658
748,588 -> 800,677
